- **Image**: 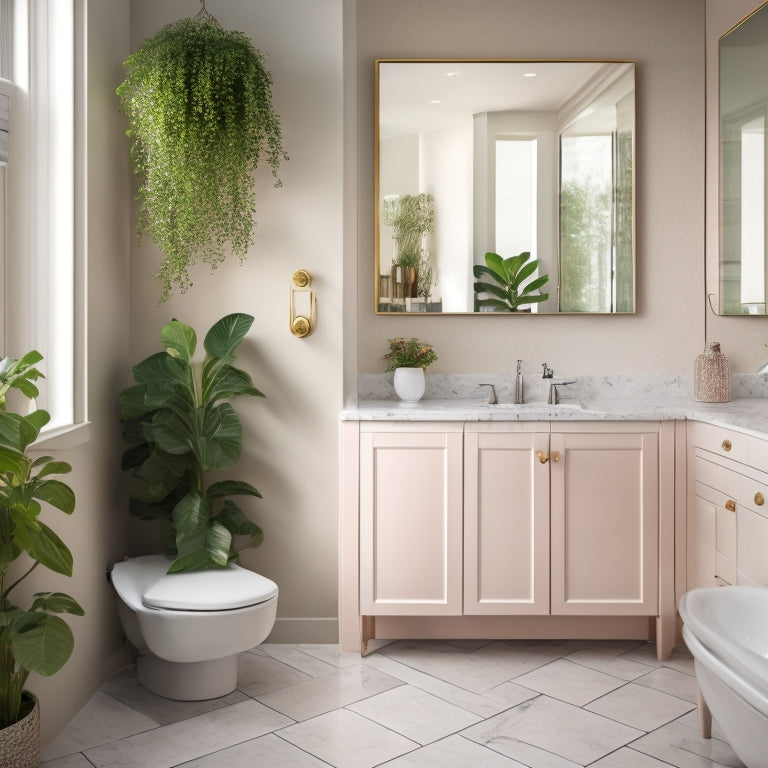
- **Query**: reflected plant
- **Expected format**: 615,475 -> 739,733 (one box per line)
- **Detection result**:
473,251 -> 549,312
381,194 -> 435,268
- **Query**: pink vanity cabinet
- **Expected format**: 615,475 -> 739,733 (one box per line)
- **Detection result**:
687,421 -> 768,590
339,419 -> 676,659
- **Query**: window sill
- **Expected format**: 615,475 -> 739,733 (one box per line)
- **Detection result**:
29,421 -> 92,452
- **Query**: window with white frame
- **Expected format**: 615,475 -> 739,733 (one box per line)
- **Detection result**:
2,0 -> 85,435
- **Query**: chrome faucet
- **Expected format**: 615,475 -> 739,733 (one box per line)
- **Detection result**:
548,379 -> 576,404
479,383 -> 497,404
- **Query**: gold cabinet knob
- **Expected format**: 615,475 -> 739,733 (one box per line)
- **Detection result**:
725,499 -> 736,512
552,451 -> 560,462
291,316 -> 311,338
292,269 -> 311,288
722,439 -> 732,452
756,492 -> 765,507
536,450 -> 549,464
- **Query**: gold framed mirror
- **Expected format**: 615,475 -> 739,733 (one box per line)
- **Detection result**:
718,2 -> 768,315
375,59 -> 636,315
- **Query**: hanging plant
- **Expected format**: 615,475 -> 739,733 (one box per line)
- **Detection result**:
117,16 -> 288,302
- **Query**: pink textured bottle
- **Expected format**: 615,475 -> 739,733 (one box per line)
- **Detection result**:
694,342 -> 730,402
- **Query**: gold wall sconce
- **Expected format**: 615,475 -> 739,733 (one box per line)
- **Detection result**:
290,269 -> 317,338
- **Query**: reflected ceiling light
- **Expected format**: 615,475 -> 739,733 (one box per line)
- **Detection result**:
445,71 -> 460,77
523,72 -> 537,78
429,99 -> 441,104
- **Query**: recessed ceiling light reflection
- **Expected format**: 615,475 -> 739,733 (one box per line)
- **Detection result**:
445,71 -> 460,77
523,72 -> 537,78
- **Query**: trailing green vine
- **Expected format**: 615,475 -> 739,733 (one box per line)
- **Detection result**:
117,17 -> 288,302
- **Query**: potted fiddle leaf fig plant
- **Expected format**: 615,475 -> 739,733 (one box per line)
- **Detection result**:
0,351 -> 83,766
120,313 -> 264,573
117,17 -> 288,302
473,251 -> 549,312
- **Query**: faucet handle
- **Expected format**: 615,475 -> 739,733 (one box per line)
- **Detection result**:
541,363 -> 553,379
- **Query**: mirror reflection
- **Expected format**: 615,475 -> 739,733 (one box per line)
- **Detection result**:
376,60 -> 636,314
719,2 -> 768,315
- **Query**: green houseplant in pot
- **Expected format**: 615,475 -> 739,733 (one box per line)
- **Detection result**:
473,251 -> 549,312
120,313 -> 264,572
117,17 -> 288,302
0,351 -> 83,765
383,337 -> 437,403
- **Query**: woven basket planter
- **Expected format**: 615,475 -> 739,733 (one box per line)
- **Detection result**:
0,692 -> 40,768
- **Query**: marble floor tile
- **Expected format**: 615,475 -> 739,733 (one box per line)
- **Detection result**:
278,708 -> 417,768
177,732 -> 329,767
630,719 -> 747,768
511,658 -> 626,706
590,746 -> 679,767
363,651 -> 528,718
564,647 -> 656,681
379,733 -> 529,767
634,665 -> 698,704
83,699 -> 293,768
41,754 -> 95,768
96,665 -> 249,726
235,649 -> 312,696
297,642 -> 366,668
257,643 -> 342,677
348,684 -> 483,744
254,662 -> 403,721
621,643 -> 696,676
41,691 -> 158,760
381,639 -> 569,693
462,694 -> 643,766
585,681 -> 695,731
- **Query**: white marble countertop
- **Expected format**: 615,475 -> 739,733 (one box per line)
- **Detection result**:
343,373 -> 768,439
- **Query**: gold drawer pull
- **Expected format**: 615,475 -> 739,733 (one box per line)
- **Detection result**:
725,500 -> 736,512
756,492 -> 765,507
536,451 -> 549,464
552,451 -> 560,463
722,439 -> 732,452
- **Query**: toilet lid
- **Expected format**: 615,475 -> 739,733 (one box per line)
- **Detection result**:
143,564 -> 278,611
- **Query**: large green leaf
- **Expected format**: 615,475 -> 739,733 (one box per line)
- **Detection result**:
135,447 -> 188,483
472,281 -> 508,300
121,442 -> 152,471
216,499 -> 264,540
484,252 -> 506,279
10,514 -> 73,576
11,612 -> 75,676
202,361 -> 263,403
198,403 -> 241,469
142,410 -> 193,455
207,480 -> 262,500
0,445 -> 29,476
203,313 -> 253,361
30,592 -> 84,616
132,351 -> 188,388
33,480 -> 76,514
161,320 -> 197,362
0,413 -> 25,450
120,384 -> 152,420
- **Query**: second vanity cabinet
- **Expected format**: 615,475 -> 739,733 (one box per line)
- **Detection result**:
357,420 -> 662,628
687,420 -> 768,589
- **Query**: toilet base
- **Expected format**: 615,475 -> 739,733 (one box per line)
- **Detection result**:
137,653 -> 238,700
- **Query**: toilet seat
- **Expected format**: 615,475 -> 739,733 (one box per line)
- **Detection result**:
143,565 -> 278,611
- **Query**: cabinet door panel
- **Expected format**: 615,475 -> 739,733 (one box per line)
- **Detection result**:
464,430 -> 550,614
551,431 -> 658,615
360,430 -> 463,615
688,494 -> 717,587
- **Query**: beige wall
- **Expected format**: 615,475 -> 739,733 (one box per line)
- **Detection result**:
128,0 -> 345,642
356,0 -> 707,376
706,0 -> 768,372
22,0 -> 134,748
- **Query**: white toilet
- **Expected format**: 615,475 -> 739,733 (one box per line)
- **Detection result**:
111,554 -> 278,700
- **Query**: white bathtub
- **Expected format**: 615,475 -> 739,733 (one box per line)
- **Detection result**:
679,586 -> 768,768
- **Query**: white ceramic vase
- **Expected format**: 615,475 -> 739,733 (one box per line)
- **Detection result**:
393,367 -> 425,402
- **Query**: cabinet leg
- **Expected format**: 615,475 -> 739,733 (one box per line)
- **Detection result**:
697,684 -> 712,739
655,615 -> 675,660
361,616 -> 375,656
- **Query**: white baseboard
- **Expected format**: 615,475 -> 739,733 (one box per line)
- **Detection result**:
265,617 -> 339,644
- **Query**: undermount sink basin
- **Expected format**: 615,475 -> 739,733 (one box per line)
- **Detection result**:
484,400 -> 584,410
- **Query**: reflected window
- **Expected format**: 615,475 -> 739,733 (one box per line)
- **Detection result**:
559,133 -> 613,312
740,116 -> 765,310
495,138 -> 537,261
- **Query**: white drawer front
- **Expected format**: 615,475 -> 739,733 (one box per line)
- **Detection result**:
737,508 -> 768,586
